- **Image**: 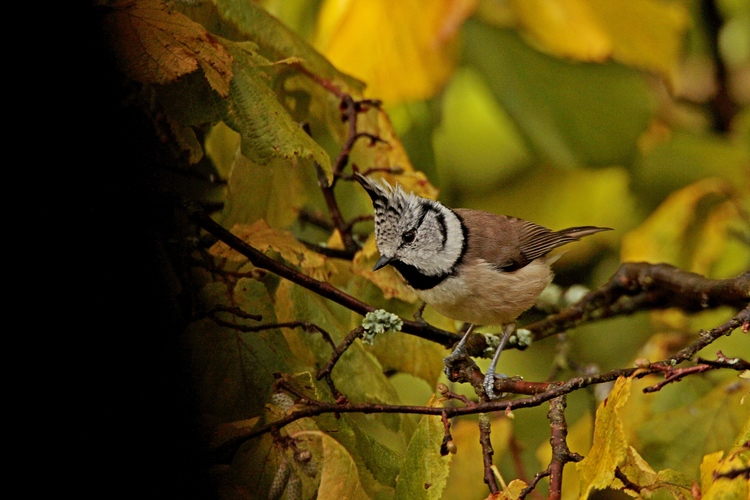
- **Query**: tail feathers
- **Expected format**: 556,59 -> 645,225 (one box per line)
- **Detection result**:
557,226 -> 612,240
517,224 -> 611,264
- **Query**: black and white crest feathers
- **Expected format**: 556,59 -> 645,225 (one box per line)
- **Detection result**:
355,173 -> 467,289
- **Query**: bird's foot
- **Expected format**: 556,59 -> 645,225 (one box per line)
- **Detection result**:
443,324 -> 475,377
483,370 -> 508,400
442,344 -> 468,377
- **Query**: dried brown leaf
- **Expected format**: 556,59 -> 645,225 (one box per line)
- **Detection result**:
105,0 -> 233,96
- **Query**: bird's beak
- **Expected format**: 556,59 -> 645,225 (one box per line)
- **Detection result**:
373,255 -> 394,271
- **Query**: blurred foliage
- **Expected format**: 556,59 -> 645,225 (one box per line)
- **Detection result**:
103,0 -> 749,498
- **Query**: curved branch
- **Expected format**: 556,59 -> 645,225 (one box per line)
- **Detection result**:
184,201 -> 461,347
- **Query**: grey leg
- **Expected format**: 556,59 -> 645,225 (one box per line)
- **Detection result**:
443,324 -> 475,376
483,323 -> 515,399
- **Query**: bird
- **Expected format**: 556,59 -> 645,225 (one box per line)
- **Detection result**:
354,172 -> 611,398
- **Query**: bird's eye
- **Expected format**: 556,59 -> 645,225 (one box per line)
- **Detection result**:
402,230 -> 416,243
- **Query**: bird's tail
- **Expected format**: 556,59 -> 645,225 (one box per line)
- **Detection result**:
557,226 -> 612,240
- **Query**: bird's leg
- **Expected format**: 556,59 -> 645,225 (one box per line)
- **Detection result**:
413,301 -> 428,324
442,323 -> 475,376
483,323 -> 515,399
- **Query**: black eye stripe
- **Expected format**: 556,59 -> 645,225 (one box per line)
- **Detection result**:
416,203 -> 448,249
434,209 -> 447,248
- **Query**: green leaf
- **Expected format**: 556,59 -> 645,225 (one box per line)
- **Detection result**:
273,281 -> 409,431
637,379 -> 749,479
221,41 -> 332,178
187,279 -> 295,421
464,21 -> 654,167
205,124 -> 312,230
367,332 -> 448,389
633,130 -> 750,209
394,396 -> 452,499
212,0 -> 364,94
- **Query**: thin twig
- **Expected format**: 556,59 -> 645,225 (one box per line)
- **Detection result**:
547,396 -> 582,500
518,469 -> 551,500
208,318 -> 337,350
298,208 -> 335,231
439,411 -> 454,456
214,305 -> 744,463
478,413 -> 499,494
615,467 -> 643,495
199,305 -> 262,321
315,94 -> 385,256
642,363 -> 717,393
696,352 -> 750,371
316,326 -> 365,381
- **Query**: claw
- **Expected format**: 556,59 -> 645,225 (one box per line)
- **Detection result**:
483,371 -> 508,399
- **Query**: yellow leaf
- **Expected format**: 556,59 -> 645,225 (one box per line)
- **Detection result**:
510,0 -> 611,61
352,237 -> 418,302
700,451 -> 725,494
209,219 -> 337,281
700,415 -> 750,500
104,0 -> 233,96
621,178 -> 749,277
576,376 -> 632,498
504,0 -> 689,85
314,0 -> 477,103
499,479 -> 529,500
291,431 -> 371,500
589,0 -> 688,83
618,446 -> 658,489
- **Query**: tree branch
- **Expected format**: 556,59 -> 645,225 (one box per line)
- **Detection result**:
526,263 -> 749,344
478,413 -> 499,494
459,263 -> 749,359
213,305 -> 747,462
316,326 -> 364,382
184,201 -> 461,347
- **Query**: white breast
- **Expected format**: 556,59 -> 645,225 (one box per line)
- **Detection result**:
416,258 -> 553,326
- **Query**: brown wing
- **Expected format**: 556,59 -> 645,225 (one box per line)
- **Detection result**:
454,209 -> 611,272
